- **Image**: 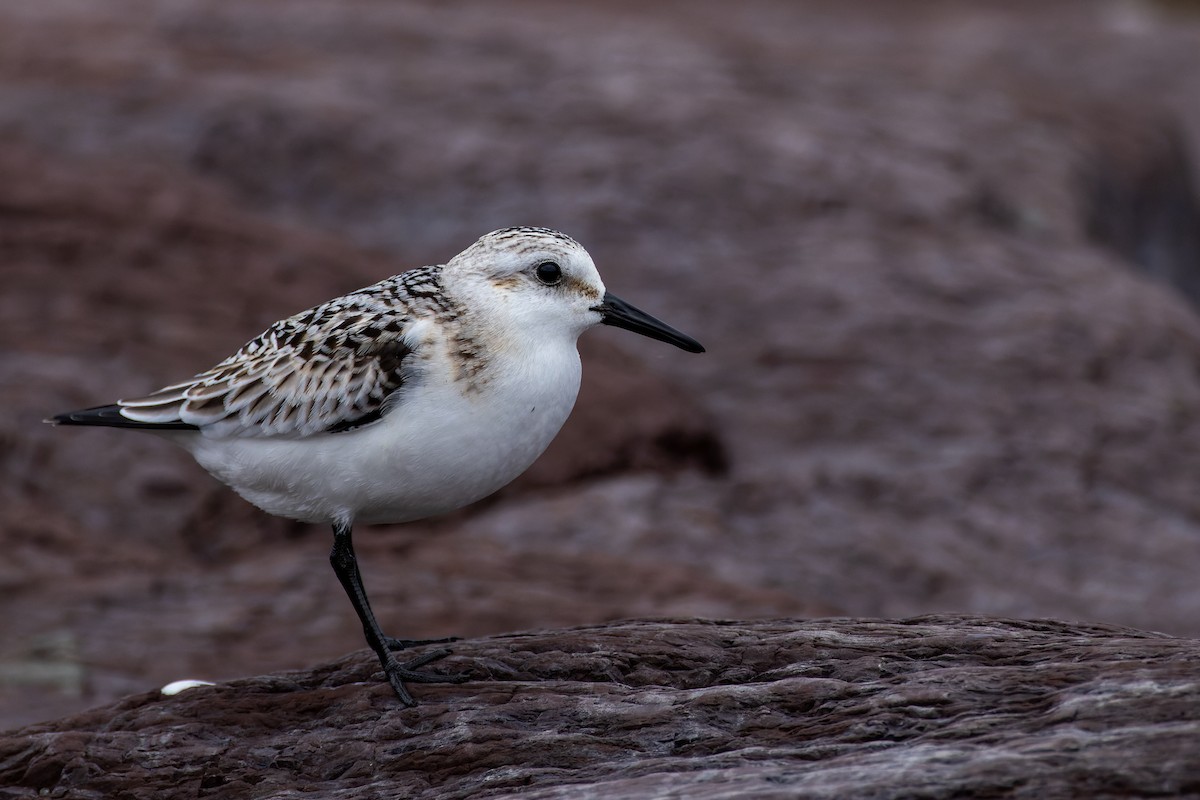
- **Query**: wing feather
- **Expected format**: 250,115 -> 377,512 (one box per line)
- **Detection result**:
117,290 -> 419,438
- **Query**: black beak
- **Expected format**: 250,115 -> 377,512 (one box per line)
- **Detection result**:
592,292 -> 705,353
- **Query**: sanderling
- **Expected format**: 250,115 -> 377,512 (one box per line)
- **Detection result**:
49,226 -> 703,706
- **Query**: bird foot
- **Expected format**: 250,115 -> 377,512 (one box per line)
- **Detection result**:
383,635 -> 461,651
381,648 -> 469,707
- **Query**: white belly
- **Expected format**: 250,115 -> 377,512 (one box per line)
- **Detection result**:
184,347 -> 582,526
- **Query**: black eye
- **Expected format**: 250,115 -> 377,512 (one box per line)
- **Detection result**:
535,262 -> 562,285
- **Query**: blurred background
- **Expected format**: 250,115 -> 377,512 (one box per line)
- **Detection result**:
3,0 -> 1200,728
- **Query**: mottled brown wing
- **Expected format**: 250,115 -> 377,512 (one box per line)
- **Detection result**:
117,304 -> 413,438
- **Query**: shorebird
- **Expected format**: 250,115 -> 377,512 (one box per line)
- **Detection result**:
50,226 -> 704,705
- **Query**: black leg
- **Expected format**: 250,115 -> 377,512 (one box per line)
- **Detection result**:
329,521 -> 465,705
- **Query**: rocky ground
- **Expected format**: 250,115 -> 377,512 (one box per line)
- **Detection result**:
2,0 -> 1200,795
4,616 -> 1199,799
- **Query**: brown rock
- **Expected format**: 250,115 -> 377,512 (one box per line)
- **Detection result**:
2,617 -> 1197,799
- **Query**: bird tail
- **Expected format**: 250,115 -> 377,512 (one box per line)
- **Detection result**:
46,404 -> 198,431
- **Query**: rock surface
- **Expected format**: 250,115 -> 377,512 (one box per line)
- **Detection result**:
2,616 -> 1198,799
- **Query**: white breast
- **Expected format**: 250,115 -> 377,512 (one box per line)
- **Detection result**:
184,340 -> 583,525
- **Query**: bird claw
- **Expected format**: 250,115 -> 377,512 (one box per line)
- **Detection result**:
381,648 -> 468,706
383,635 -> 461,651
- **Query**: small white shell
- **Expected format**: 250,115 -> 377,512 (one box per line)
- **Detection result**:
160,679 -> 216,696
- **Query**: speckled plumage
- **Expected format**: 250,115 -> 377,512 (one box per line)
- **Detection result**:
113,227 -> 591,439
119,264 -> 451,438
